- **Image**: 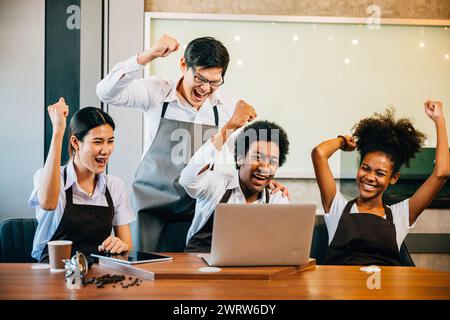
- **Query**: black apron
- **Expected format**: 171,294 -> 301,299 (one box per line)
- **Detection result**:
324,198 -> 402,266
185,188 -> 270,253
39,167 -> 114,262
131,101 -> 219,252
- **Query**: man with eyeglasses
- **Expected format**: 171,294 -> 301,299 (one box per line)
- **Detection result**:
96,35 -> 289,253
180,117 -> 291,253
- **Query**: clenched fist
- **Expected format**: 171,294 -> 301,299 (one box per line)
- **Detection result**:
47,97 -> 69,134
424,99 -> 444,122
338,135 -> 356,152
227,100 -> 257,130
137,34 -> 180,65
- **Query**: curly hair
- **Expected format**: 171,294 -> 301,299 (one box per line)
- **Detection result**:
352,108 -> 426,173
234,120 -> 289,169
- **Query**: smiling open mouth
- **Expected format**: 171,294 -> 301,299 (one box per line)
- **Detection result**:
361,182 -> 376,191
193,88 -> 207,100
95,157 -> 107,166
253,173 -> 271,181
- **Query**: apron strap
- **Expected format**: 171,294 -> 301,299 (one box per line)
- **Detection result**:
332,198 -> 357,228
343,198 -> 357,216
63,166 -> 74,206
161,101 -> 219,127
219,189 -> 233,203
104,185 -> 114,209
383,204 -> 394,223
344,197 -> 393,222
161,101 -> 169,118
213,105 -> 219,126
264,188 -> 270,204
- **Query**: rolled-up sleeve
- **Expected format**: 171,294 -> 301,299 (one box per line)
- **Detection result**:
96,54 -> 153,111
28,168 -> 43,208
111,178 -> 136,226
179,139 -> 223,199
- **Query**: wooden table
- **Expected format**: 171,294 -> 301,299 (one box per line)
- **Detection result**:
1,253 -> 450,300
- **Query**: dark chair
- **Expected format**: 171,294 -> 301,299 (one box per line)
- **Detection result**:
310,215 -> 329,265
399,242 -> 415,266
310,215 -> 415,266
0,218 -> 38,263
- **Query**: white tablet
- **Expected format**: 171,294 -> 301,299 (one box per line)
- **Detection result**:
91,250 -> 172,265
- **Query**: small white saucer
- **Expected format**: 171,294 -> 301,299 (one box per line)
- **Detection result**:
31,264 -> 50,270
360,266 -> 381,273
198,267 -> 222,273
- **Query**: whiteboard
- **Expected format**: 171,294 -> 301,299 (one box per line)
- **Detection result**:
145,15 -> 450,178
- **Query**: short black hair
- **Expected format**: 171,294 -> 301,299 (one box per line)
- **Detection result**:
234,120 -> 290,169
184,37 -> 230,77
352,108 -> 426,173
67,107 -> 115,158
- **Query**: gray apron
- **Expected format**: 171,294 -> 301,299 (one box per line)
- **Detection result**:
131,101 -> 219,252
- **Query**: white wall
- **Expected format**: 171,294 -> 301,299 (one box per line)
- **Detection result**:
0,0 -> 45,221
148,17 -> 450,178
0,0 -> 144,222
105,0 -> 144,245
80,0 -> 103,108
106,0 -> 144,195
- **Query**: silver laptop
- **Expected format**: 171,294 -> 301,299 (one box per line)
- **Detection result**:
199,203 -> 316,267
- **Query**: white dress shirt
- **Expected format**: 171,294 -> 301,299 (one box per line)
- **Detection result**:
96,54 -> 237,159
28,160 -> 136,260
179,139 -> 290,244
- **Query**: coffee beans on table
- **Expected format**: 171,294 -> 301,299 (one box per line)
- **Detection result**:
83,274 -> 142,289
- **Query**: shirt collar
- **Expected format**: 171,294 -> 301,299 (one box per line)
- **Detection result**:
164,79 -> 179,103
228,170 -> 268,203
64,160 -> 107,194
228,170 -> 241,190
164,76 -> 223,107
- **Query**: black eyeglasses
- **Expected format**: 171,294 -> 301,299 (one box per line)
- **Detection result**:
191,68 -> 224,88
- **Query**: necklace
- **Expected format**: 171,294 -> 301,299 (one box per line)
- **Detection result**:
78,184 -> 94,197
78,177 -> 97,198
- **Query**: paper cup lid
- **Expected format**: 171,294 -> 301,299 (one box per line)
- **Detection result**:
47,240 -> 73,246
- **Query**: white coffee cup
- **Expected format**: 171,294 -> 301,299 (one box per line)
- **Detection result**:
47,240 -> 72,272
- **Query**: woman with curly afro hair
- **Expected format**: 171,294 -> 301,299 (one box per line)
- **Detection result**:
311,100 -> 449,266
